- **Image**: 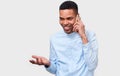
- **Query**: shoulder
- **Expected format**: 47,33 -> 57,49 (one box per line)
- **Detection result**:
86,29 -> 96,37
49,30 -> 64,41
86,29 -> 97,40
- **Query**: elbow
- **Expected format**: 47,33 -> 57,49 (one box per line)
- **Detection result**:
87,59 -> 98,71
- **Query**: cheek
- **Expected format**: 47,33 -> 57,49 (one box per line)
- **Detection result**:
70,19 -> 76,24
69,21 -> 75,26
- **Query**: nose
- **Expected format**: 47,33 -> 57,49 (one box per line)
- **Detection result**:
63,20 -> 68,26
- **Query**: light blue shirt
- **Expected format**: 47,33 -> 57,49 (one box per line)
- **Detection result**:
46,30 -> 98,76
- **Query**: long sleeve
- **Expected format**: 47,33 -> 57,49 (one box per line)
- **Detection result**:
83,31 -> 98,71
45,39 -> 57,74
45,30 -> 98,76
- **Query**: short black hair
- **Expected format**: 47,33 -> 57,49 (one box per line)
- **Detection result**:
59,0 -> 78,14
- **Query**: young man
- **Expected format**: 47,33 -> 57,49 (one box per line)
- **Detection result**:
29,1 -> 98,76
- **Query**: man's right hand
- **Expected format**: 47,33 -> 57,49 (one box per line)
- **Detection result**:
29,55 -> 50,67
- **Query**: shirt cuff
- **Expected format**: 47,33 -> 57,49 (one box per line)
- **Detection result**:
45,61 -> 56,74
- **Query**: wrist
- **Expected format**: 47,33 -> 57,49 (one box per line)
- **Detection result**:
80,34 -> 88,44
44,62 -> 50,68
45,65 -> 49,68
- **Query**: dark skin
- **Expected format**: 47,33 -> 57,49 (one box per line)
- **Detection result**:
29,9 -> 88,67
59,9 -> 88,44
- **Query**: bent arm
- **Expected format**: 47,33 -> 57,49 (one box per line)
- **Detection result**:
83,32 -> 98,71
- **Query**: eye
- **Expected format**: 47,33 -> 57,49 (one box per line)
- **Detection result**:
67,17 -> 73,20
60,17 -> 64,21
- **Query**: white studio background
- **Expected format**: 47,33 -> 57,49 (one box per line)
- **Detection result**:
0,0 -> 119,76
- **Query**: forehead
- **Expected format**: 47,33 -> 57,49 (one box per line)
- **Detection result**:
59,9 -> 76,17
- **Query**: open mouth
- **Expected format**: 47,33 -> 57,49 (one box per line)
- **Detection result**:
64,26 -> 70,31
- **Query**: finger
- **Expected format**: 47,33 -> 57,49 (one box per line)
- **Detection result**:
38,57 -> 43,65
76,14 -> 81,22
76,15 -> 84,26
73,24 -> 76,31
32,55 -> 40,59
29,60 -> 36,64
76,14 -> 79,22
73,25 -> 78,32
78,15 -> 81,22
80,20 -> 84,26
31,55 -> 40,64
73,23 -> 77,32
73,21 -> 77,27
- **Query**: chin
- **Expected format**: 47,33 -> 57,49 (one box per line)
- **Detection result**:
64,30 -> 73,34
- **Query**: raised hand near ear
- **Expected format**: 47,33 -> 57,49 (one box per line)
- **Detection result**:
73,15 -> 85,35
73,14 -> 88,44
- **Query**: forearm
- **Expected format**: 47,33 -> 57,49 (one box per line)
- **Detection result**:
80,33 -> 88,44
45,40 -> 57,74
83,43 -> 98,71
82,32 -> 98,71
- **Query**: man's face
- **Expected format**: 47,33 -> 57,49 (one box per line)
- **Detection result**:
59,9 -> 77,34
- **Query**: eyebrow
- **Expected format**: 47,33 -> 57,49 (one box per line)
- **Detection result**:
59,17 -> 73,19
